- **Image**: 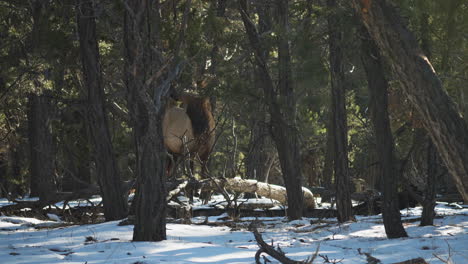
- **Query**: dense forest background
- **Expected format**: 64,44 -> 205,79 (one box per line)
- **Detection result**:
0,0 -> 467,241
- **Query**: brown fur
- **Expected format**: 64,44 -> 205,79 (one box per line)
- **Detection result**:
163,102 -> 194,154
179,93 -> 215,161
163,94 -> 215,175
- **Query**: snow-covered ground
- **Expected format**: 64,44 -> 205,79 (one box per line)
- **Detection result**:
0,198 -> 467,264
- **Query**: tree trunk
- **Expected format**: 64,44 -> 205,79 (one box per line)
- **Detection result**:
327,0 -> 354,223
77,0 -> 128,221
62,114 -> 91,192
353,0 -> 468,203
28,93 -> 55,202
322,112 -> 334,190
440,0 -> 462,72
246,5 -> 275,184
208,0 -> 227,76
0,153 -> 6,197
360,28 -> 407,238
272,0 -> 304,219
419,11 -> 437,226
420,141 -> 437,226
9,146 -> 25,197
124,0 -> 167,241
239,0 -> 304,219
246,117 -> 275,182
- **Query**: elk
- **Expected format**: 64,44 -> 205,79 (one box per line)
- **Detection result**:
163,93 -> 215,177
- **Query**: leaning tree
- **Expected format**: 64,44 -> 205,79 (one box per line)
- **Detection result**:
77,0 -> 128,221
239,0 -> 304,219
353,0 -> 468,202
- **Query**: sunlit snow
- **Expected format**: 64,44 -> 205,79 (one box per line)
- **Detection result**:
0,198 -> 467,264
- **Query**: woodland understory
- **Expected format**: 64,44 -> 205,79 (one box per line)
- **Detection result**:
0,0 -> 467,255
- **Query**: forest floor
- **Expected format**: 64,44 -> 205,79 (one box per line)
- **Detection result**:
0,196 -> 467,264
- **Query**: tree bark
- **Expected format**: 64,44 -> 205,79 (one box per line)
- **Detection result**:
77,0 -> 128,221
61,112 -> 91,192
420,140 -> 437,226
418,11 -> 437,226
208,0 -> 227,76
124,0 -> 167,241
28,93 -> 55,203
239,0 -> 304,219
353,0 -> 468,203
440,0 -> 462,72
360,28 -> 408,238
0,153 -> 6,197
246,117 -> 275,182
322,112 -> 334,190
9,146 -> 25,197
272,0 -> 304,219
327,0 -> 354,223
246,5 -> 275,184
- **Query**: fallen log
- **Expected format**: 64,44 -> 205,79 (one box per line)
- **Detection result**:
1,177 -> 315,215
0,186 -> 100,212
202,177 -> 316,209
0,180 -> 134,213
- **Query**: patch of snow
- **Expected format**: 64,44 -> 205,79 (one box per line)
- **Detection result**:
46,214 -> 61,222
0,201 -> 467,263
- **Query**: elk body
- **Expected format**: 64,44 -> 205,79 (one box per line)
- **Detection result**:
163,93 -> 215,177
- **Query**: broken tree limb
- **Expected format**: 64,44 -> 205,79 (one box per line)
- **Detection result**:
252,226 -> 317,264
358,248 -> 428,264
202,177 -> 316,209
167,180 -> 188,201
253,228 -> 301,264
392,258 -> 428,264
358,248 -> 382,264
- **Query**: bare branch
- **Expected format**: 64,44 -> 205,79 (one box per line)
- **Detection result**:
252,225 -> 317,264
